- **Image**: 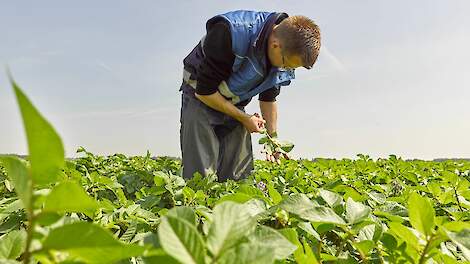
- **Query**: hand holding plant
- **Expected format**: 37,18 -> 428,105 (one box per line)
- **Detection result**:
242,112 -> 266,133
258,128 -> 294,164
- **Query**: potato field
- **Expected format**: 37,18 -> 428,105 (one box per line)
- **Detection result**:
1,78 -> 469,264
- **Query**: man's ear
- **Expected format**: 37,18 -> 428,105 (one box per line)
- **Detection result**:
270,37 -> 281,49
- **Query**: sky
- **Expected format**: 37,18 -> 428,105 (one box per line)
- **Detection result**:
1,0 -> 469,160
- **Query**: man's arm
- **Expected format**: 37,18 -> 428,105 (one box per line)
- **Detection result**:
258,85 -> 280,136
196,92 -> 265,133
259,100 -> 278,136
195,21 -> 234,96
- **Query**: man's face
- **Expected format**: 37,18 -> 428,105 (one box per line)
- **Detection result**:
271,42 -> 304,70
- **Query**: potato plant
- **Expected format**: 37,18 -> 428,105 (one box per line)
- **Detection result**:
0,76 -> 469,264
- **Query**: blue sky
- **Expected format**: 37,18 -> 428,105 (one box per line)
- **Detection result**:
1,1 -> 469,160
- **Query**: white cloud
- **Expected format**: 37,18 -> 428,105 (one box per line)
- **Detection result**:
95,60 -> 113,72
320,45 -> 347,73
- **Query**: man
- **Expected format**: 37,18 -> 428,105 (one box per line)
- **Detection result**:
179,10 -> 321,181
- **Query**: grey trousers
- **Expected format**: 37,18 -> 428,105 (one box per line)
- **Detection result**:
179,89 -> 254,181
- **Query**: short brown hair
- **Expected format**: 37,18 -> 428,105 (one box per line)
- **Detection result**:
274,16 -> 321,69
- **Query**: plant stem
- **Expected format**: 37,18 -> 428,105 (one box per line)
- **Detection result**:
453,187 -> 463,212
316,235 -> 322,258
335,231 -> 353,258
376,245 -> 385,264
418,234 -> 435,264
262,130 -> 280,149
23,185 -> 35,264
21,163 -> 39,264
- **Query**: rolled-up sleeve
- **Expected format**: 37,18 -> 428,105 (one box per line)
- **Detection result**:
258,86 -> 281,102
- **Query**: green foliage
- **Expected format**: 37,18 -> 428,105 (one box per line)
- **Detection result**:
42,222 -> 146,263
0,230 -> 26,259
408,192 -> 435,237
1,75 -> 470,263
158,212 -> 205,264
345,197 -> 371,224
0,158 -> 31,209
207,201 -> 257,260
43,181 -> 100,218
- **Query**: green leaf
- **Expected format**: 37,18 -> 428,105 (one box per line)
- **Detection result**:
447,229 -> 470,253
42,222 -> 145,263
216,193 -> 252,204
248,226 -> 297,260
0,260 -> 21,264
267,183 -> 282,204
345,197 -> 371,224
388,222 -> 419,250
9,76 -> 65,185
320,253 -> 337,261
35,212 -> 62,226
380,233 -> 397,250
311,223 -> 334,235
195,190 -> 206,201
0,157 -> 31,210
166,206 -> 197,226
436,253 -> 460,264
353,240 -> 375,257
158,215 -> 205,264
153,173 -> 166,187
443,221 -> 470,232
408,192 -> 435,237
301,206 -> 346,225
333,185 -> 364,202
207,201 -> 256,259
357,224 -> 382,243
279,194 -> 346,225
278,229 -> 302,258
278,193 -> 315,213
243,199 -> 267,218
120,222 -> 137,243
258,136 -> 268,144
140,248 -> 180,264
182,186 -> 196,200
217,242 -> 275,264
297,222 -> 321,241
278,140 -> 294,153
278,229 -> 319,264
0,229 -> 27,259
44,181 -> 99,218
237,185 -> 265,197
319,189 -> 342,208
302,238 -> 320,264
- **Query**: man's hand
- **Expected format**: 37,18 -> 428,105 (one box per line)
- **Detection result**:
241,113 -> 266,133
194,92 -> 266,133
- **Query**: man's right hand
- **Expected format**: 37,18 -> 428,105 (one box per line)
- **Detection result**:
195,92 -> 266,133
241,113 -> 266,133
